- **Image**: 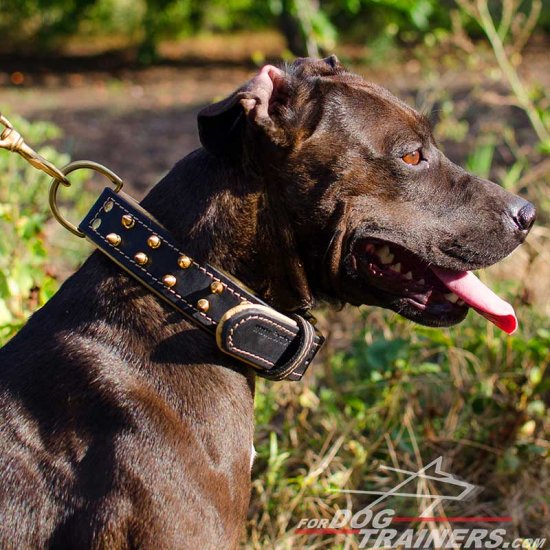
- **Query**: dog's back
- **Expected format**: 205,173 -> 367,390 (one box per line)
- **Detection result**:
0,186 -> 255,549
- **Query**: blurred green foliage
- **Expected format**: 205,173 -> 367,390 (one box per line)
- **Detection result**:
3,0 -> 550,58
0,0 -> 97,49
0,116 -> 91,344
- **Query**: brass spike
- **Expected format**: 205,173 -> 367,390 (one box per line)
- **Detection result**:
106,233 -> 121,246
197,298 -> 209,313
210,281 -> 224,294
178,255 -> 192,269
162,274 -> 177,288
134,252 -> 148,265
121,214 -> 135,229
147,235 -> 161,249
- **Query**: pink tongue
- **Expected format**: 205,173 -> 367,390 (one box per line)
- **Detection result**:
431,267 -> 517,334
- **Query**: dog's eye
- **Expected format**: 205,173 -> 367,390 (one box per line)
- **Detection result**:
401,149 -> 422,165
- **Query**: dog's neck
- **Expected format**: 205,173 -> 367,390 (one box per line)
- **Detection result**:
43,147 -> 313,393
140,148 -> 313,312
34,147 -> 313,393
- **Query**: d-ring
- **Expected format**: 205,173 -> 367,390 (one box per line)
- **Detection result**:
49,160 -> 124,237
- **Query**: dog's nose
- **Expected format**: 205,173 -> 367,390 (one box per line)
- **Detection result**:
507,198 -> 536,233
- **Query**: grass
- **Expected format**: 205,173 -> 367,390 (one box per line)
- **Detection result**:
247,302 -> 550,548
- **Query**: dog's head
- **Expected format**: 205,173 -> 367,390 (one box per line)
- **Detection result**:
198,56 -> 535,332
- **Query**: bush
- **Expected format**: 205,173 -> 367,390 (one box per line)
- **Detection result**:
0,115 -> 91,344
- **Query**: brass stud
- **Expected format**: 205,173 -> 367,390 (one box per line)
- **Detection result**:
104,201 -> 114,212
210,281 -> 224,294
121,214 -> 135,229
197,298 -> 209,313
162,274 -> 177,288
106,233 -> 121,246
147,235 -> 161,249
91,218 -> 102,230
178,255 -> 192,269
134,252 -> 148,265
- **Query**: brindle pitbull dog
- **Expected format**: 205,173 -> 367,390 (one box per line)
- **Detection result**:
0,57 -> 535,548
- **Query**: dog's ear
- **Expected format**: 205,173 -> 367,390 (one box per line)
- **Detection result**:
198,65 -> 290,157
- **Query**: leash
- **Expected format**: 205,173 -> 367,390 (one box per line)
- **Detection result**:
0,113 -> 324,381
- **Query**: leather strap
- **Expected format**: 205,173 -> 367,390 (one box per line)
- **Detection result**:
78,188 -> 324,381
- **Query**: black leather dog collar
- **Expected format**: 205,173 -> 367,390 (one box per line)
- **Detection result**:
79,188 -> 324,381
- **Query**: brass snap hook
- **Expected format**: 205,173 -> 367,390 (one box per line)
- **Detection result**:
49,160 -> 124,237
0,112 -> 70,184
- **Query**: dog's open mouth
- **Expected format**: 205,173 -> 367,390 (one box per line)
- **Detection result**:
350,238 -> 517,333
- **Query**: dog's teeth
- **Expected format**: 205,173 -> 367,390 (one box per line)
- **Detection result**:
404,271 -> 413,280
390,263 -> 401,273
444,292 -> 459,304
378,245 -> 394,264
418,278 -> 425,285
